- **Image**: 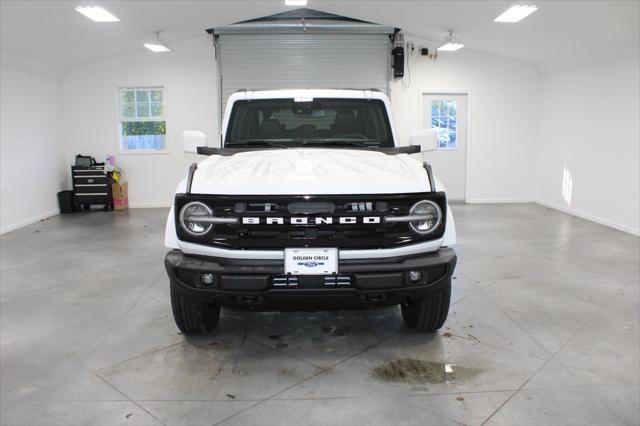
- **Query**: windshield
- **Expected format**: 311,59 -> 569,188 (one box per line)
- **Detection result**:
225,98 -> 394,148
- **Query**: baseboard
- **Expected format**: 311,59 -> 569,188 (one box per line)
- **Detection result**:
466,198 -> 535,204
128,203 -> 172,209
0,209 -> 60,235
536,199 -> 640,236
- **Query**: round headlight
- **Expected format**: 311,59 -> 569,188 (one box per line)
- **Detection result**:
179,202 -> 214,236
409,200 -> 442,235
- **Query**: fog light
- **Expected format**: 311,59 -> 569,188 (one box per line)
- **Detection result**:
201,273 -> 215,286
408,270 -> 423,283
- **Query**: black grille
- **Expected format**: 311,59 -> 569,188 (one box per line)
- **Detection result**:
175,193 -> 446,249
272,274 -> 352,288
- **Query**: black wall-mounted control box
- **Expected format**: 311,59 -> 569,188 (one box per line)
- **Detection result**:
392,46 -> 404,78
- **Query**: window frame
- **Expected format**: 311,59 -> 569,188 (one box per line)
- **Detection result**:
430,99 -> 458,150
116,86 -> 169,155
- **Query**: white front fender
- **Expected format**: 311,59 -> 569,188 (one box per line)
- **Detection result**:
443,207 -> 456,246
164,206 -> 179,249
433,176 -> 456,246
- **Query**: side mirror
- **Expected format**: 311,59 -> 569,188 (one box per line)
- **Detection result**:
182,130 -> 207,154
410,128 -> 439,152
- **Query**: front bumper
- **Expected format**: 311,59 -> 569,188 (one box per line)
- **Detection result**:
165,248 -> 456,311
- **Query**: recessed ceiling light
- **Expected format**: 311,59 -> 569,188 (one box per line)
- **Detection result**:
144,32 -> 171,53
437,30 -> 464,52
285,0 -> 307,6
494,5 -> 538,23
75,6 -> 119,22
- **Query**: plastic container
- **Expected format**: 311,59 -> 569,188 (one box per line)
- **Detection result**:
57,190 -> 75,214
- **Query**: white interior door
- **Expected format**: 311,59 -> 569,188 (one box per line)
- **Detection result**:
422,93 -> 468,202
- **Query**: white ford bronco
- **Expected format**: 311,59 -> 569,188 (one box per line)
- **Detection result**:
164,89 -> 457,334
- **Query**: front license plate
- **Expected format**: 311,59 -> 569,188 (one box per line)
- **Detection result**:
284,248 -> 338,275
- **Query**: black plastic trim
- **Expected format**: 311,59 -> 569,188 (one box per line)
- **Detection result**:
186,163 -> 198,194
165,248 -> 456,311
423,162 -> 436,192
196,145 -> 420,156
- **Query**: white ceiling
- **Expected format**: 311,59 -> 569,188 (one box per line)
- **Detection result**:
1,0 -> 638,73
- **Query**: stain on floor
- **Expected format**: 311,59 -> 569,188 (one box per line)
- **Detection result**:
372,358 -> 480,384
321,325 -> 352,337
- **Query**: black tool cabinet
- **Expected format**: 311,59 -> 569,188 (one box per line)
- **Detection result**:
71,165 -> 113,210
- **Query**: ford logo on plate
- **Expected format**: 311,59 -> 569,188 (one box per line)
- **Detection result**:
299,261 -> 321,268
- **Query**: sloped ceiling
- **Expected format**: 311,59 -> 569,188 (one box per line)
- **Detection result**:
1,0 -> 638,74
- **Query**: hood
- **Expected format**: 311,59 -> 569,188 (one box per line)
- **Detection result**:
188,148 -> 431,195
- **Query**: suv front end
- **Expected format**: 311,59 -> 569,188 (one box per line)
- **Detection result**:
164,89 -> 457,334
165,190 -> 456,333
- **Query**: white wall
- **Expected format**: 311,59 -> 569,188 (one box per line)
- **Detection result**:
536,57 -> 640,235
0,53 -> 66,234
391,35 -> 542,203
62,36 -> 218,207
13,31 -> 640,236
63,33 -> 542,207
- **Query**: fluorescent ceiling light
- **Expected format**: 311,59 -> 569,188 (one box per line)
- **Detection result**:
144,32 -> 171,53
437,30 -> 464,52
494,5 -> 538,23
75,6 -> 119,22
285,0 -> 307,6
143,43 -> 171,53
437,42 -> 464,52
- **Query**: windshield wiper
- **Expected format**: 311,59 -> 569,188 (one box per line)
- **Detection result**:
301,140 -> 369,148
227,140 -> 289,149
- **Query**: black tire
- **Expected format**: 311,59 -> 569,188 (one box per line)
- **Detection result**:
170,285 -> 220,335
401,280 -> 451,332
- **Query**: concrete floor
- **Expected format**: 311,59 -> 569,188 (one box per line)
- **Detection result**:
0,204 -> 638,426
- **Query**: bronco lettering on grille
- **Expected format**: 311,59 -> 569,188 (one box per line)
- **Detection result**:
241,217 -> 382,225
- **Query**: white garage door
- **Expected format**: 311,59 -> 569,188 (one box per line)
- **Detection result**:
216,33 -> 392,113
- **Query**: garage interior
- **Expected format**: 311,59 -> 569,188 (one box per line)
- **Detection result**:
1,1 -> 639,425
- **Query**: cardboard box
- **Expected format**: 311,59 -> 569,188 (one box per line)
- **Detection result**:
112,182 -> 128,211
